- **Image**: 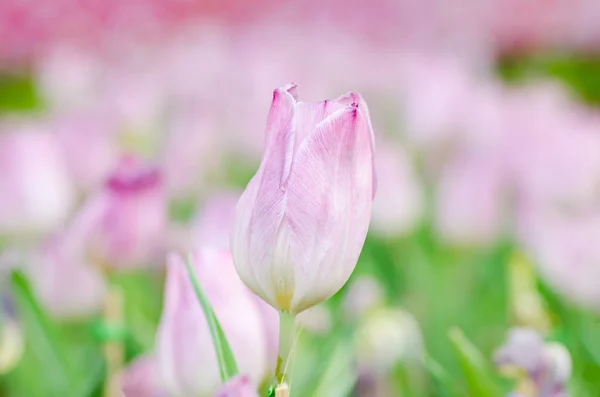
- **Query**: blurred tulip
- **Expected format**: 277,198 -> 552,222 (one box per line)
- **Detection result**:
232,84 -> 376,314
156,250 -> 268,397
0,125 -> 75,236
54,108 -> 121,191
370,142 -> 422,237
161,104 -> 222,197
506,84 -> 600,209
213,376 -> 259,397
495,328 -> 571,397
85,157 -> 167,269
120,355 -> 167,397
36,46 -> 104,110
342,275 -> 385,321
253,297 -> 279,373
435,149 -> 508,246
28,233 -> 106,319
296,305 -> 332,335
518,205 -> 600,311
194,192 -> 241,250
355,308 -> 423,375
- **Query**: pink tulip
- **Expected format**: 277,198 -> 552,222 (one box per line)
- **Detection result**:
193,192 -> 280,372
193,192 -> 241,250
54,108 -> 121,192
84,156 -> 167,269
120,355 -> 168,397
370,142 -> 422,237
156,250 -> 268,397
213,376 -> 259,397
518,205 -> 600,310
28,233 -> 106,319
232,84 -> 376,314
0,125 -> 75,236
434,149 -> 508,246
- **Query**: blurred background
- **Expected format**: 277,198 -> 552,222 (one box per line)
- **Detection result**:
1,0 -> 600,396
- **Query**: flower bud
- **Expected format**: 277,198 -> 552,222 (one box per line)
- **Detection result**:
355,308 -> 423,375
0,125 -> 75,236
86,156 -> 167,269
232,84 -> 376,314
156,250 -> 268,397
120,355 -> 167,397
28,233 -> 106,319
370,142 -> 422,237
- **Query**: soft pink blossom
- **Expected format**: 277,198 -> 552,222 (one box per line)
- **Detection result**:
84,157 -> 167,269
232,84 -> 376,314
120,355 -> 167,397
370,142 -> 422,237
435,149 -> 508,245
156,250 -> 268,397
0,125 -> 75,236
28,233 -> 106,319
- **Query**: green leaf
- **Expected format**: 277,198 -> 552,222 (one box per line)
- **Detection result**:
425,356 -> 465,397
185,255 -> 239,382
448,328 -> 502,397
309,341 -> 357,397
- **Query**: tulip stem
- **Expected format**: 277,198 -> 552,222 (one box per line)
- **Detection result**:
276,311 -> 296,386
102,286 -> 124,397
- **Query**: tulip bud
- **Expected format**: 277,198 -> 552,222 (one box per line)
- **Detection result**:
156,250 -> 268,397
86,156 -> 167,269
0,125 -> 75,236
355,308 -> 423,375
370,143 -> 422,238
194,192 -> 241,250
120,355 -> 167,397
213,376 -> 259,397
28,233 -> 106,319
232,84 -> 376,314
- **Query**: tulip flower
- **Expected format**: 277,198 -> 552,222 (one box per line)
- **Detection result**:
494,328 -> 571,397
28,233 -> 106,319
84,156 -> 167,269
194,192 -> 241,250
156,250 -> 268,397
0,125 -> 75,236
232,83 -> 376,314
370,142 -> 422,238
120,355 -> 168,397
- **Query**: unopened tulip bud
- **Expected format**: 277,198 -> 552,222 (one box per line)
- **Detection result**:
120,355 -> 167,397
0,126 -> 75,236
232,84 -> 376,314
156,250 -> 268,397
87,156 -> 167,269
29,234 -> 107,319
355,308 -> 423,375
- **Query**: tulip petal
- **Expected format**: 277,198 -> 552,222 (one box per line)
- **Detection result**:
285,102 -> 375,313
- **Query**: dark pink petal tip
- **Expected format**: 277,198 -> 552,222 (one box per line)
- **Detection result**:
106,157 -> 162,194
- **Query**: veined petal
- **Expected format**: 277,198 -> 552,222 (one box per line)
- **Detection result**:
285,103 -> 375,313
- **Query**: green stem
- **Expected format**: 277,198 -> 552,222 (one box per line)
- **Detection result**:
275,311 -> 296,384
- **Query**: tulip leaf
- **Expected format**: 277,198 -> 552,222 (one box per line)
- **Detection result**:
185,256 -> 239,382
448,328 -> 502,397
